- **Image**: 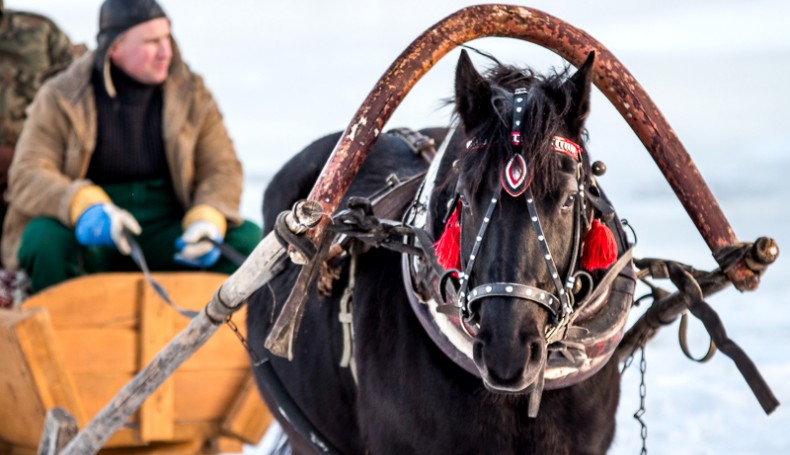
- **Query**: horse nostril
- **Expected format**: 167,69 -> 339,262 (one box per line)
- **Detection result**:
519,332 -> 544,364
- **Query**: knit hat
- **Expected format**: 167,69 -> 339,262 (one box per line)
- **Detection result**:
94,0 -> 168,73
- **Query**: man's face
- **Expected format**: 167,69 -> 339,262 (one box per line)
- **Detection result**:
109,17 -> 172,85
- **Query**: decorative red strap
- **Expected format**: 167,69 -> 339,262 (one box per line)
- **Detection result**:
510,131 -> 522,145
551,136 -> 583,160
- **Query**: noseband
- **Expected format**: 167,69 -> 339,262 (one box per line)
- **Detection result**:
455,88 -> 588,340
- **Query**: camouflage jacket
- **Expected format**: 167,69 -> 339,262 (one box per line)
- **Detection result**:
0,7 -> 81,188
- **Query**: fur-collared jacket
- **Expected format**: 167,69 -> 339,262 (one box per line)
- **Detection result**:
2,47 -> 243,270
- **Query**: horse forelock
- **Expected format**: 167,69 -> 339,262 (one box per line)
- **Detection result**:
454,63 -> 589,201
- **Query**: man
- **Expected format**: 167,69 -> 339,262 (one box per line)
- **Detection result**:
2,0 -> 261,293
0,0 -> 83,242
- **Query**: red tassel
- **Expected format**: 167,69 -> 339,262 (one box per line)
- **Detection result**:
581,219 -> 618,271
434,202 -> 461,270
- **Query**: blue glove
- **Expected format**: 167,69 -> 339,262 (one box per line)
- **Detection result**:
174,221 -> 223,268
75,203 -> 141,255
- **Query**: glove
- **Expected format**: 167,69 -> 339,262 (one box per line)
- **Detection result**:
174,221 -> 223,268
174,205 -> 227,268
74,203 -> 142,255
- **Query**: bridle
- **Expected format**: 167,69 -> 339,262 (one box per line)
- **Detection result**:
452,87 -> 589,342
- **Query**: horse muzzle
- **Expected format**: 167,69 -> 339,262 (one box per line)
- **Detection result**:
472,296 -> 549,393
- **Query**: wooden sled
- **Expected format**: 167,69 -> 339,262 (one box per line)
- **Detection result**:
0,272 -> 272,454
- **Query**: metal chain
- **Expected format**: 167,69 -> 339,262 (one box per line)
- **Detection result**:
224,315 -> 267,367
633,345 -> 648,455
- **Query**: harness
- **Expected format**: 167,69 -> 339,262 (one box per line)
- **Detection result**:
325,96 -> 634,400
315,98 -> 776,421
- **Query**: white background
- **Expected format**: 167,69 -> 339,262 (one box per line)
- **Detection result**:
13,1 -> 790,453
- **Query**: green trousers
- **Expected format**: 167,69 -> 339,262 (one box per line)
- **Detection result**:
18,180 -> 261,293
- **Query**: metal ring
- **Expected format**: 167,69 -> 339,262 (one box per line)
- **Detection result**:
460,313 -> 479,338
571,270 -> 594,302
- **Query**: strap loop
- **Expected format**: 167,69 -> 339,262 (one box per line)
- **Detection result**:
678,312 -> 716,362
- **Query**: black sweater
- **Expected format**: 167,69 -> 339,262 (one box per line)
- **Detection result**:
87,64 -> 169,184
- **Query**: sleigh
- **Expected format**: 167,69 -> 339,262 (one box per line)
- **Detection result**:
0,272 -> 271,454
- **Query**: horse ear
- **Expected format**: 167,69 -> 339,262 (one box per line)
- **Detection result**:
455,49 -> 493,130
563,51 -> 596,136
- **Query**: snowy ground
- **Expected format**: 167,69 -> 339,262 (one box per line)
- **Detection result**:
18,1 -> 790,453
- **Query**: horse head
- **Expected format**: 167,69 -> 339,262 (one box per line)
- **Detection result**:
431,50 -> 600,395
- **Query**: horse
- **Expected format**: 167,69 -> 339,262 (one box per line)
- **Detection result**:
247,49 -> 634,454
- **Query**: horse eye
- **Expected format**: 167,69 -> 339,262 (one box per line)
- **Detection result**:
459,194 -> 470,207
561,194 -> 575,210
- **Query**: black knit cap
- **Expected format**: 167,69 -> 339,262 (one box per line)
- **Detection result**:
94,0 -> 168,71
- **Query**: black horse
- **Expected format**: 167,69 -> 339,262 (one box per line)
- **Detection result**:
248,50 -> 632,454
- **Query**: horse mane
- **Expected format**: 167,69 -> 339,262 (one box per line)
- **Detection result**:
455,63 -> 587,200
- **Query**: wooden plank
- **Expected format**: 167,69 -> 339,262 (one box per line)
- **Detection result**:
103,421 -> 218,448
71,373 -> 134,420
56,328 -> 137,374
23,272 -> 227,330
98,439 -> 203,454
0,309 -> 47,447
24,274 -> 141,329
0,442 -> 37,455
221,375 -> 272,445
173,370 -> 248,421
214,436 -> 244,454
13,309 -> 86,427
138,279 -> 174,442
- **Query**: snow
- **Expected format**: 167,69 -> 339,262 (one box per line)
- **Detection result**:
15,0 -> 790,453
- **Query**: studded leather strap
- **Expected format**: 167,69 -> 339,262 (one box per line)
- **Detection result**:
466,282 -> 560,318
523,186 -> 574,316
457,186 -> 501,315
